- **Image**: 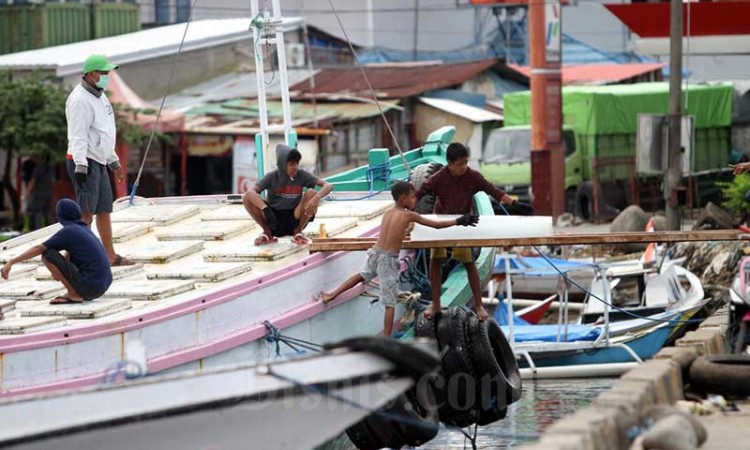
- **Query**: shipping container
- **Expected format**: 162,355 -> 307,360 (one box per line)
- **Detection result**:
0,2 -> 140,55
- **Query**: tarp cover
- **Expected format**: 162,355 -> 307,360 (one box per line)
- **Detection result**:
501,324 -> 602,342
503,82 -> 733,135
493,255 -> 596,276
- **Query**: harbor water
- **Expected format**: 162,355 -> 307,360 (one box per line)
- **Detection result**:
322,378 -> 614,450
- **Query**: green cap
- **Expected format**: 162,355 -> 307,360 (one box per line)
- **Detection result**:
82,54 -> 119,74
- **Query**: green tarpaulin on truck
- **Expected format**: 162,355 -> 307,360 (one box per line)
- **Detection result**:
503,82 -> 733,135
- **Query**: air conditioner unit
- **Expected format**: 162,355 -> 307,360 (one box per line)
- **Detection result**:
286,43 -> 305,68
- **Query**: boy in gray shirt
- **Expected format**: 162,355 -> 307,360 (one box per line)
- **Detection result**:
243,144 -> 332,245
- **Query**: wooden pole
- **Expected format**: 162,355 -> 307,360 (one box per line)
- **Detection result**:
309,230 -> 745,252
666,0 -> 683,230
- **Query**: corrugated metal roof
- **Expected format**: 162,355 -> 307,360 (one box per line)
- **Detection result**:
0,17 -> 303,77
289,60 -> 500,99
419,97 -> 503,123
507,63 -> 664,86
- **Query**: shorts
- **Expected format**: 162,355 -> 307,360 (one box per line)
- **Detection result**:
360,247 -> 399,308
267,206 -> 314,237
42,248 -> 105,300
430,247 -> 473,263
67,159 -> 113,215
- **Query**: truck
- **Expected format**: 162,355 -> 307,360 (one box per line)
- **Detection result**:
480,82 -> 734,219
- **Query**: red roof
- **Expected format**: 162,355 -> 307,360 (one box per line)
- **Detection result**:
507,63 -> 664,86
290,60 -> 500,99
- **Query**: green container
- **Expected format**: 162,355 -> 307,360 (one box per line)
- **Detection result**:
94,3 -> 141,39
0,3 -> 140,56
0,4 -> 89,55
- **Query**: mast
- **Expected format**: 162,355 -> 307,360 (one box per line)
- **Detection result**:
250,0 -> 296,180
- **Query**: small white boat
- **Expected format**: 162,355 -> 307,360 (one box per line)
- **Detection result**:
0,338 -> 438,450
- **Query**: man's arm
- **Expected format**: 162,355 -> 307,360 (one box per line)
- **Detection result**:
66,99 -> 93,175
478,175 -> 514,205
1,244 -> 45,280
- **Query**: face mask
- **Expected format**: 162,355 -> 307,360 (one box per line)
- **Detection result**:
95,75 -> 110,89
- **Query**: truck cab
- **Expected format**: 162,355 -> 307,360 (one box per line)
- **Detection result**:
479,125 -> 582,211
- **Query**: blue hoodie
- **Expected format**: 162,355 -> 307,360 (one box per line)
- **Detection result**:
43,199 -> 113,292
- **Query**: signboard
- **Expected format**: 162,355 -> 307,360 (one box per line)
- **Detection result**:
636,114 -> 695,176
545,1 -> 561,63
232,136 -> 258,194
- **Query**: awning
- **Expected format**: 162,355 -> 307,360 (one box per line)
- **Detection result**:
507,63 -> 664,86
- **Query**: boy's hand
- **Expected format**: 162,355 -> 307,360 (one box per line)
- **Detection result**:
1,262 -> 12,280
511,200 -> 535,216
456,214 -> 479,227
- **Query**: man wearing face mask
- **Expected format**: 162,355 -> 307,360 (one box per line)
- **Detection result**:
65,54 -> 134,266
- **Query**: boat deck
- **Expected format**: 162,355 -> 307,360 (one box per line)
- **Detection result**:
0,195 -> 391,337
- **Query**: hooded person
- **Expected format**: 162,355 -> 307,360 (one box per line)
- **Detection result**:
242,144 -> 332,246
1,199 -> 113,304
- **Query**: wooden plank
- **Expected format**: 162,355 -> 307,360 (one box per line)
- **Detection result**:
309,230 -> 745,252
21,299 -> 133,319
0,317 -> 66,335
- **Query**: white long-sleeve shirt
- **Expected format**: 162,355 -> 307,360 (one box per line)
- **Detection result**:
65,82 -> 120,172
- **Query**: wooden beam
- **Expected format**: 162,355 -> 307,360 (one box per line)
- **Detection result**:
309,230 -> 746,253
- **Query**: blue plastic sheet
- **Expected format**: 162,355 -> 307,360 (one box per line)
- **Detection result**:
493,299 -> 530,326
493,255 -> 596,276
501,324 -> 601,343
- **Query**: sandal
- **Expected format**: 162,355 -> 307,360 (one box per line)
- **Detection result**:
112,254 -> 136,267
292,233 -> 311,246
50,296 -> 83,305
254,234 -> 278,246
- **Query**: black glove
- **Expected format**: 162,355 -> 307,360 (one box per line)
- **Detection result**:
456,214 -> 479,227
74,171 -> 87,188
263,207 -> 277,230
511,200 -> 535,216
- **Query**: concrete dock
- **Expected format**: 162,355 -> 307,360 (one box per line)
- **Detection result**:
518,305 -> 750,450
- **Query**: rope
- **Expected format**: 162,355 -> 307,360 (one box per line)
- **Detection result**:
129,0 -> 199,205
325,0 -> 410,172
263,321 -> 324,357
325,162 -> 408,202
496,204 -> 708,325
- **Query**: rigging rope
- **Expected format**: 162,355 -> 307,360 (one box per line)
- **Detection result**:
129,0 -> 200,205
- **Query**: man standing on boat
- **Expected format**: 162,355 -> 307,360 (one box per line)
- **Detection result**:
1,199 -> 113,304
65,54 -> 133,266
243,144 -> 333,245
417,143 -> 534,321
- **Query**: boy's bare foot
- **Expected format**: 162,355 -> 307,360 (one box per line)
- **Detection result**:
423,305 -> 442,320
475,305 -> 490,321
319,291 -> 334,303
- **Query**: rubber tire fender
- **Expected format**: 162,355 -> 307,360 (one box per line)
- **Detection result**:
391,386 -> 440,446
435,307 -> 478,428
409,162 -> 443,214
484,318 -> 522,404
465,315 -> 508,426
689,355 -> 750,398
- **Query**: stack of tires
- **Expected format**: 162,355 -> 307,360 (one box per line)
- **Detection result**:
408,162 -> 443,214
423,307 -> 522,427
346,308 -> 522,450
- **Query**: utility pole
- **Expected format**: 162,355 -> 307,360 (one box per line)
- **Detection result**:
666,0 -> 683,230
529,1 -> 564,218
413,0 -> 420,61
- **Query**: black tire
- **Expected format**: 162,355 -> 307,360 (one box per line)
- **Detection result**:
465,315 -> 509,426
435,307 -> 478,427
574,181 -> 594,221
345,417 -> 385,450
409,162 -> 443,214
565,188 -> 577,214
485,319 -> 522,404
415,312 -> 438,341
391,387 -> 440,446
689,355 -> 750,398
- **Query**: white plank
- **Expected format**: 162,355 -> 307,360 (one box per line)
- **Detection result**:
155,221 -> 253,241
21,299 -> 133,319
120,242 -> 204,264
110,204 -> 200,225
316,200 -> 391,220
35,263 -> 144,281
147,262 -> 252,282
0,317 -> 66,335
204,241 -> 303,262
103,279 -> 195,301
0,280 -> 64,300
410,215 -> 554,241
106,222 -> 153,243
200,205 -> 253,222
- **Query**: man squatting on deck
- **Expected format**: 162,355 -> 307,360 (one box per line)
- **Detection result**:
417,143 -> 534,321
320,181 -> 479,336
1,199 -> 113,304
243,144 -> 333,246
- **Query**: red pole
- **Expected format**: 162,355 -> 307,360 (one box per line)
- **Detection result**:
529,0 -> 564,219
